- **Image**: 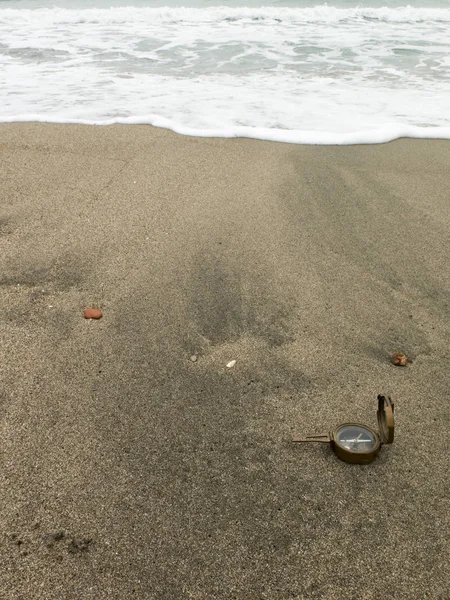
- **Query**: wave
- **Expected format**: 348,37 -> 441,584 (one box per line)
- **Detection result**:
2,115 -> 450,145
1,3 -> 449,145
1,5 -> 450,25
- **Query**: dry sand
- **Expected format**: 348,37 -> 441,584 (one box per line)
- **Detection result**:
1,123 -> 449,600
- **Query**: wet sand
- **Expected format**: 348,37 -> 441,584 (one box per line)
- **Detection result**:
1,123 -> 449,599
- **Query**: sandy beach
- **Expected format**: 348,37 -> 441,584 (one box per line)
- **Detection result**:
1,123 -> 449,599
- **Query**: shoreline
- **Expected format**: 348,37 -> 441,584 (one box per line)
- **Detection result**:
2,118 -> 450,145
1,123 -> 449,599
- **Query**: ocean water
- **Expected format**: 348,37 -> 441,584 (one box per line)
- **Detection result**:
1,0 -> 449,144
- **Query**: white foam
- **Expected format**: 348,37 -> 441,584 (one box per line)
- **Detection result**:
1,5 -> 450,144
2,6 -> 450,24
3,114 -> 450,145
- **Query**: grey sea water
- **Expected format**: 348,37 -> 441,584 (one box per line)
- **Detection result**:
1,0 -> 449,143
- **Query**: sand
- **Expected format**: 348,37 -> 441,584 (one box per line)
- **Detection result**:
1,123 -> 449,600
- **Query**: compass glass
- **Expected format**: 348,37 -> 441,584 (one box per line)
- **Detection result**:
335,425 -> 377,453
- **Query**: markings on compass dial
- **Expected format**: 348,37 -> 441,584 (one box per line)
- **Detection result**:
336,425 -> 376,452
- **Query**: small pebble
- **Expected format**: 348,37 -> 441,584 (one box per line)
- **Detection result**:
226,360 -> 236,368
83,308 -> 102,320
190,355 -> 198,362
392,353 -> 408,366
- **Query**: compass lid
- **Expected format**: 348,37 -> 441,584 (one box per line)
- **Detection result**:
377,394 -> 394,444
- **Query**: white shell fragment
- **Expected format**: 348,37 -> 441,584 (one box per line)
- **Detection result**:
226,360 -> 236,368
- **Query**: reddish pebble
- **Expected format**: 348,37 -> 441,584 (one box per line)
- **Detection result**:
392,353 -> 407,366
83,308 -> 102,320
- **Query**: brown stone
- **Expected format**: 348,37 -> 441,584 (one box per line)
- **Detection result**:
392,353 -> 407,366
83,308 -> 102,320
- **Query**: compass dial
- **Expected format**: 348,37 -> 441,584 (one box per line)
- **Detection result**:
335,424 -> 377,453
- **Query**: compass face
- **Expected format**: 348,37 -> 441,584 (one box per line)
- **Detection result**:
335,424 -> 377,453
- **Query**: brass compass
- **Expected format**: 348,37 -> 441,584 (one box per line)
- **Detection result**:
292,394 -> 394,464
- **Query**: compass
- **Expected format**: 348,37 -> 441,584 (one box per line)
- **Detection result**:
292,394 -> 394,464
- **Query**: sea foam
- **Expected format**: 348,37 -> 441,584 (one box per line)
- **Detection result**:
1,5 -> 450,144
